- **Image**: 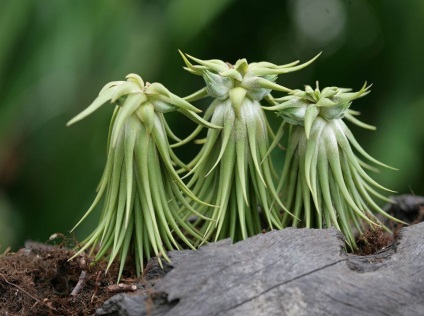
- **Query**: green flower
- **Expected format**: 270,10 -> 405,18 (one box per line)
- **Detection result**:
267,83 -> 404,248
68,74 -> 219,280
177,52 -> 319,243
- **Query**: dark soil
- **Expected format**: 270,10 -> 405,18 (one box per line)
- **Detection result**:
1,195 -> 423,315
354,195 -> 424,256
0,237 -> 157,316
354,226 -> 394,256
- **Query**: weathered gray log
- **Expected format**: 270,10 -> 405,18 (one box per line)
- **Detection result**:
97,198 -> 424,316
383,194 -> 424,224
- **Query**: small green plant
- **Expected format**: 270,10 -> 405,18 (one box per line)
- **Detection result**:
67,74 -> 219,279
177,52 -> 318,242
267,83 -> 403,248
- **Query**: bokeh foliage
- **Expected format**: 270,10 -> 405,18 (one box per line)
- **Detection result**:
1,0 -> 423,249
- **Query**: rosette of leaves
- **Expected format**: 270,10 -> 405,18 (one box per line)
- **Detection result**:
67,74 -> 219,280
177,52 -> 319,243
267,83 -> 403,248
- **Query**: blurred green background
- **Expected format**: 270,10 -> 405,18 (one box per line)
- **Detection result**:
1,0 -> 423,250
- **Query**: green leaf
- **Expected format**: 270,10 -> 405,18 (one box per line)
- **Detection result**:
111,93 -> 145,147
67,88 -> 115,126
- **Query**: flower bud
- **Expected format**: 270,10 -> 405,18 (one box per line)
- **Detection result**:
276,98 -> 310,126
203,70 -> 233,99
181,52 -> 318,103
243,74 -> 278,101
319,102 -> 350,120
273,83 -> 371,130
149,96 -> 177,113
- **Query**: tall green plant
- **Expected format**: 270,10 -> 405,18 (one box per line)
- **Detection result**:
68,74 -> 219,280
176,52 -> 318,243
266,83 -> 404,248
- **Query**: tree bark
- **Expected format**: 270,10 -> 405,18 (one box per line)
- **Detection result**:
97,196 -> 424,316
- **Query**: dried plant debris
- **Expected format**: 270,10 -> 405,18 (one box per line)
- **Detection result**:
354,195 -> 424,255
0,240 -> 157,316
354,226 -> 394,256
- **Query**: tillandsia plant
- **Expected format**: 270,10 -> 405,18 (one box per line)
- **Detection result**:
176,52 -> 319,243
67,74 -> 220,280
266,82 -> 403,248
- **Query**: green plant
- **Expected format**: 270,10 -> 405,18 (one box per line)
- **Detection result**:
67,74 -> 219,280
176,52 -> 318,243
266,83 -> 404,248
68,52 -> 404,280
